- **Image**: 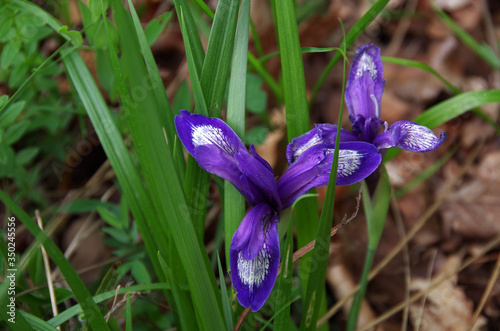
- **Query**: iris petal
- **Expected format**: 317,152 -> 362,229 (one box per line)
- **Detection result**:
286,124 -> 359,164
236,148 -> 281,209
374,120 -> 446,152
174,110 -> 246,157
230,205 -> 280,312
345,44 -> 385,120
195,146 -> 253,203
278,142 -> 382,209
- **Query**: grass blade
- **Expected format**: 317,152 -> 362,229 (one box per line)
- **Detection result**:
434,6 -> 500,69
346,169 -> 391,330
299,46 -> 347,331
224,0 -> 250,265
200,0 -> 241,117
217,252 -> 234,331
158,253 -> 198,331
172,0 -> 205,74
110,3 -> 226,329
273,0 -> 324,324
273,214 -> 295,330
385,89 -> 500,162
382,56 -> 500,135
0,191 -> 110,330
48,283 -> 171,327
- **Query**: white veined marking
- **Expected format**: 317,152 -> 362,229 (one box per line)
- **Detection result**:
191,124 -> 237,155
293,134 -> 323,162
370,94 -> 380,119
355,53 -> 378,79
399,123 -> 437,150
237,246 -> 271,292
329,149 -> 362,177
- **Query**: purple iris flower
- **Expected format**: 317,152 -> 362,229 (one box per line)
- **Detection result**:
287,44 -> 446,177
175,110 -> 381,311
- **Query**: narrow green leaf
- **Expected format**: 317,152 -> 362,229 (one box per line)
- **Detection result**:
158,253 -> 198,331
48,283 -> 171,327
273,0 -> 323,322
97,206 -> 123,228
382,56 -> 500,135
299,46 -> 347,331
217,252 -> 234,331
0,191 -> 110,331
19,311 -> 59,331
110,3 -> 226,329
126,1 -> 182,158
309,0 -> 390,108
200,0 -> 241,117
385,89 -> 500,163
125,293 -> 132,331
274,0 -> 310,140
434,7 -> 500,69
346,169 -> 391,330
224,0 -> 250,265
62,48 -> 165,302
144,11 -> 173,45
172,0 -> 205,74
274,214 -> 295,330
177,5 -> 211,241
178,6 -> 208,116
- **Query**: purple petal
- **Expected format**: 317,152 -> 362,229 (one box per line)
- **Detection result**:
345,44 -> 385,120
374,120 -> 446,152
174,110 -> 245,157
230,205 -> 280,312
235,148 -> 281,209
278,142 -> 382,209
286,124 -> 359,164
195,146 -> 254,203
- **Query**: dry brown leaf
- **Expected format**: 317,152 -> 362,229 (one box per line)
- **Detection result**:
409,276 -> 486,330
440,150 -> 500,239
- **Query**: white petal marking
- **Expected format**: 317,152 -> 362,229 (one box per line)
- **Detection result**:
356,53 -> 378,79
337,150 -> 362,177
398,123 -> 438,151
191,124 -> 238,155
292,134 -> 323,162
237,245 -> 270,292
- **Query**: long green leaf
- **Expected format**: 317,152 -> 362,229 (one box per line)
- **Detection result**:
434,7 -> 500,69
158,253 -> 198,331
273,214 -> 295,330
0,191 -> 110,331
217,252 -> 234,331
299,46 -> 347,331
382,56 -> 500,135
19,312 -> 59,331
126,0 -> 185,175
200,0 -> 241,117
224,0 -> 250,265
385,89 -> 500,162
172,0 -> 205,74
48,283 -> 171,327
273,0 -> 324,323
309,0 -> 390,108
110,3 -> 226,330
346,169 -> 391,330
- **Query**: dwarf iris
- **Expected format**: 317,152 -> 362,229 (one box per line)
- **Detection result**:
287,44 -> 445,174
175,110 -> 381,311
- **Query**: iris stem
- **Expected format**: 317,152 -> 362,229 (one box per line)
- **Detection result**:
346,248 -> 376,331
